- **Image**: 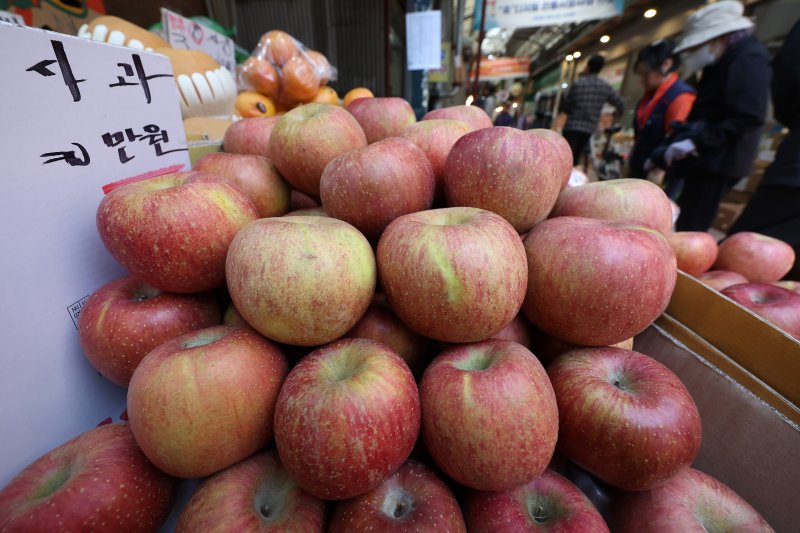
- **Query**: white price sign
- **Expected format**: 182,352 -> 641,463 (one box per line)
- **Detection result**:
161,8 -> 236,72
406,10 -> 442,71
0,23 -> 189,487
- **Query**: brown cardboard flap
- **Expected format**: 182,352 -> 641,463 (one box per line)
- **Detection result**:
666,272 -> 800,407
635,326 -> 800,533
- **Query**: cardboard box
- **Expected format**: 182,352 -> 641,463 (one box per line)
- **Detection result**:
635,322 -> 799,533
649,270 -> 800,532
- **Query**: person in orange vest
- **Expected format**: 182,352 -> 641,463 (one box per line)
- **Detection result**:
629,39 -> 696,185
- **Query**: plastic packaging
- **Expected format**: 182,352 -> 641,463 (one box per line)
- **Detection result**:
240,30 -> 337,111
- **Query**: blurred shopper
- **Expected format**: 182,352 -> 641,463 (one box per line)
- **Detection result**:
629,40 -> 696,180
561,55 -> 625,166
494,105 -> 515,127
655,1 -> 769,232
729,19 -> 800,269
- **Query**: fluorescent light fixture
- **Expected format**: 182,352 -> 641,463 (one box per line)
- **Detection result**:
644,8 -> 657,18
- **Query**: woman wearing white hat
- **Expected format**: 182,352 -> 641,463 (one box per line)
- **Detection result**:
653,0 -> 770,232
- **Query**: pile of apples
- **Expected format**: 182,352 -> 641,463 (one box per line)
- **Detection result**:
0,98 -> 778,532
670,230 -> 798,339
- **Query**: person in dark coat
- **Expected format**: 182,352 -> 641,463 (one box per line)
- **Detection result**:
561,55 -> 625,166
729,19 -> 800,258
630,39 -> 696,180
654,1 -> 770,232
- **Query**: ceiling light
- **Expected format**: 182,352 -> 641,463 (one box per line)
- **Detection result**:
566,54 -> 574,62
466,95 -> 474,106
600,35 -> 610,43
573,51 -> 582,58
561,83 -> 569,89
494,106 -> 504,113
511,102 -> 518,108
644,8 -> 657,18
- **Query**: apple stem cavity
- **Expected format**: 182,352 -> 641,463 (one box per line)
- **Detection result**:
182,330 -> 227,349
453,351 -> 494,372
259,503 -> 272,519
32,466 -> 71,500
382,490 -> 414,520
531,503 -> 550,524
132,284 -> 161,302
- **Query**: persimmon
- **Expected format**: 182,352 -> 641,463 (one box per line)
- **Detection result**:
311,86 -> 339,105
235,91 -> 276,118
260,30 -> 299,67
242,57 -> 279,97
281,56 -> 320,102
343,87 -> 374,109
306,50 -> 332,85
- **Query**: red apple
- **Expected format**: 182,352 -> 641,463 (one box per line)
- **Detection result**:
400,119 -> 472,199
491,314 -> 533,348
464,468 -> 610,533
176,450 -> 325,532
378,207 -> 527,343
549,179 -> 674,235
714,232 -> 796,283
548,347 -> 702,491
194,152 -> 291,218
78,275 -> 220,387
774,280 -> 800,293
611,468 -> 774,532
274,339 -> 420,500
420,340 -> 558,491
531,329 -> 634,368
223,116 -> 281,157
269,103 -> 368,195
290,189 -> 319,210
0,423 -> 176,532
320,137 -> 435,240
226,217 -> 376,346
284,206 -> 328,217
443,127 -> 563,233
346,96 -> 417,144
346,294 -> 428,372
721,283 -> 800,339
329,460 -> 465,532
128,326 -> 288,478
223,302 -> 246,326
523,217 -> 677,346
422,105 -> 492,131
668,231 -> 719,276
529,129 -> 573,190
96,172 -> 257,293
696,270 -> 749,291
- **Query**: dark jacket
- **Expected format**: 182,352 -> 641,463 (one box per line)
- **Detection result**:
630,78 -> 695,178
762,20 -> 800,188
671,35 -> 770,179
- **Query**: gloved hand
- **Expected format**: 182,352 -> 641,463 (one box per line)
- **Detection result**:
664,139 -> 698,166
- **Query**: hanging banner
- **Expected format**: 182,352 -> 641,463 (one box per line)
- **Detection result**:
470,56 -> 531,80
491,0 -> 623,29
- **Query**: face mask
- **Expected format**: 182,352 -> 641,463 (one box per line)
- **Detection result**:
683,44 -> 717,74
